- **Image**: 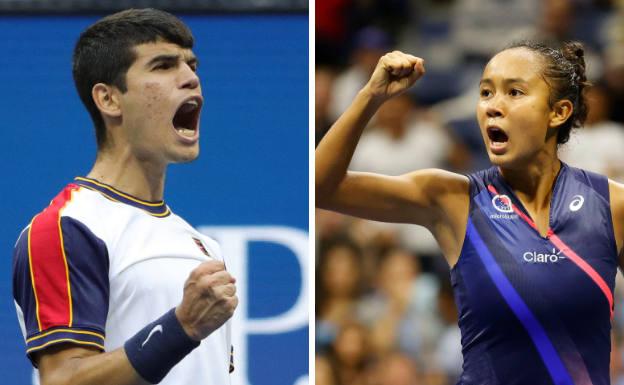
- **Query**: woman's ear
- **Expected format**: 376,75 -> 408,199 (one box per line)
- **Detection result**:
549,99 -> 573,128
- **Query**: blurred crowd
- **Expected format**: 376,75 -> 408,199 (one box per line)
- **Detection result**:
315,0 -> 624,384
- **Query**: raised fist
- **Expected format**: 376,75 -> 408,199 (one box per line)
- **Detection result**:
175,260 -> 238,341
364,51 -> 425,102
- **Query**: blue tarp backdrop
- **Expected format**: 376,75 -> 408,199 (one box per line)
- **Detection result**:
0,14 -> 308,385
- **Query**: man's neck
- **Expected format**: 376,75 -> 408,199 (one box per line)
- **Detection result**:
87,148 -> 167,202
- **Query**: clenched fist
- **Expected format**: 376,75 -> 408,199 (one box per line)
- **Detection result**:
363,51 -> 425,102
175,260 -> 238,341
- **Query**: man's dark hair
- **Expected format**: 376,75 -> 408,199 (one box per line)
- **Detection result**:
72,8 -> 194,149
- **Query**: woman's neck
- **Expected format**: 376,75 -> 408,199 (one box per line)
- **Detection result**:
499,156 -> 562,236
499,158 -> 561,199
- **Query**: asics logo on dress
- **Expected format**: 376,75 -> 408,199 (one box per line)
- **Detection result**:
569,195 -> 584,212
142,324 -> 163,348
523,248 -> 566,264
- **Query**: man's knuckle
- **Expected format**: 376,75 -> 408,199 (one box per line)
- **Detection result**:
198,277 -> 216,292
189,268 -> 201,279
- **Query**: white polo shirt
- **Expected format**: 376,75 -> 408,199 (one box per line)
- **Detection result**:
13,177 -> 233,385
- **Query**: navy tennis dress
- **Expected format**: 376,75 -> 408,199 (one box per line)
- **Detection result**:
452,163 -> 618,385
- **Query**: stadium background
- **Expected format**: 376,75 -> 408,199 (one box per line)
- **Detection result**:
316,1 -> 624,385
0,2 -> 308,384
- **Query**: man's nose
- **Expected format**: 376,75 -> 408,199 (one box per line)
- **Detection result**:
179,63 -> 200,89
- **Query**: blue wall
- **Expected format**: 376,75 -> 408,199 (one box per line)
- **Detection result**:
0,14 -> 308,385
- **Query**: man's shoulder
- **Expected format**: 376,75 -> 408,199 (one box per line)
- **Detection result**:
61,183 -> 121,221
12,182 -> 113,267
17,182 -> 126,247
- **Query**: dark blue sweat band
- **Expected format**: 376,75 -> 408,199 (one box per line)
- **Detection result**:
124,308 -> 200,384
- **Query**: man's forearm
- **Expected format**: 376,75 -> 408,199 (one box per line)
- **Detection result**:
39,347 -> 148,385
38,308 -> 199,385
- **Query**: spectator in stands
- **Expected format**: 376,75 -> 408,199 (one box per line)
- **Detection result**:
317,67 -> 337,145
350,94 -> 452,175
432,280 -> 463,384
316,237 -> 365,349
330,321 -> 372,385
532,0 -> 603,81
374,352 -> 422,385
560,83 -> 624,181
330,27 -> 391,120
604,45 -> 624,123
538,0 -> 575,44
451,0 -> 538,64
316,0 -> 352,66
358,248 -> 440,360
316,354 -> 338,385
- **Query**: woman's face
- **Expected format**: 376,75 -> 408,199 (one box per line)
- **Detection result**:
477,48 -> 557,168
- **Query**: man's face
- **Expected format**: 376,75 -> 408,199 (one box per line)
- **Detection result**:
117,41 -> 202,165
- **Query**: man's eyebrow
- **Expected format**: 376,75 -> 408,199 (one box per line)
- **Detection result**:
479,78 -> 528,86
146,54 -> 180,68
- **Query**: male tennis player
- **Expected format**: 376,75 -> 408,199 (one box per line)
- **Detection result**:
12,9 -> 237,385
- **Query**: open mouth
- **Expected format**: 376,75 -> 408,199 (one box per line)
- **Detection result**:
172,96 -> 202,139
487,126 -> 508,143
486,126 -> 509,154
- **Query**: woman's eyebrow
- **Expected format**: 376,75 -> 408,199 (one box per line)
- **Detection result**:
479,77 -> 529,86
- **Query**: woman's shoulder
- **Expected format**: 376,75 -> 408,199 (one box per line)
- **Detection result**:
564,163 -> 611,202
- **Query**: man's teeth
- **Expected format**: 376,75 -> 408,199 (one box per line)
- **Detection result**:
183,100 -> 198,110
178,100 -> 199,113
176,128 -> 195,137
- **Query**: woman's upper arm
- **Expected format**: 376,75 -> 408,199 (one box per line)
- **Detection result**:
317,168 -> 469,229
609,180 -> 624,265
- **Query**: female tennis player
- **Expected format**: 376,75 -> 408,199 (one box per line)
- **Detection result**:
316,41 -> 624,385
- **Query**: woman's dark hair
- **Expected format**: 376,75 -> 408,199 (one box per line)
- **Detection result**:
72,8 -> 194,149
506,40 -> 590,144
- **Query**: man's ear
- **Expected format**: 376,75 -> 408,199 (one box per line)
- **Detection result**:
92,83 -> 122,118
549,99 -> 574,128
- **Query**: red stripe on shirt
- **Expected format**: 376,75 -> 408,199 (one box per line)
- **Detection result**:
487,184 -> 614,318
29,184 -> 79,330
549,233 -> 614,319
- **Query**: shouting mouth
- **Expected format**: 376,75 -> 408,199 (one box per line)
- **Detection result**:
487,125 -> 509,154
172,95 -> 203,143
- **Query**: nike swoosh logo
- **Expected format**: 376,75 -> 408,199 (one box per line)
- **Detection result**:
142,324 -> 163,348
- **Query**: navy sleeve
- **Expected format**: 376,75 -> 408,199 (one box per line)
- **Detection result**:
13,213 -> 110,366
